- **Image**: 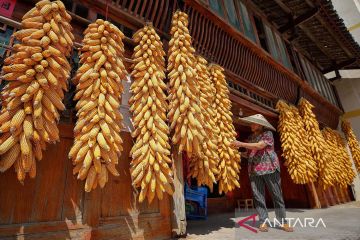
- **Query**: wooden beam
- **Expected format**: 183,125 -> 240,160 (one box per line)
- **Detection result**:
170,148 -> 187,238
315,15 -> 354,58
273,0 -> 292,14
322,58 -> 357,74
81,0 -> 170,40
278,7 -> 319,33
297,24 -> 334,61
328,69 -> 341,81
306,182 -> 321,209
229,93 -> 278,119
286,26 -> 300,42
343,108 -> 360,119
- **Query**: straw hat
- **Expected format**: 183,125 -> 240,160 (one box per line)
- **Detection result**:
238,114 -> 276,131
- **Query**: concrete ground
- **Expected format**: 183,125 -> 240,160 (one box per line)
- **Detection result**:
183,201 -> 360,240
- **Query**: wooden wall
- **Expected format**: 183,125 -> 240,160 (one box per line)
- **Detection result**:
0,124 -> 172,240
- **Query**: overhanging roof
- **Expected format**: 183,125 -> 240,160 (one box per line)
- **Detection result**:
251,0 -> 360,72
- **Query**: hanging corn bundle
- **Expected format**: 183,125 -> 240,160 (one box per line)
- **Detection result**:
69,19 -> 126,192
210,64 -> 240,194
276,100 -> 317,184
298,98 -> 335,189
0,0 -> 73,182
187,56 -> 220,191
167,11 -> 206,157
322,127 -> 355,188
129,24 -> 174,203
341,120 -> 360,172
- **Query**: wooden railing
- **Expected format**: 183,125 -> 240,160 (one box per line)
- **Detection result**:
184,1 -> 298,104
82,0 -> 178,39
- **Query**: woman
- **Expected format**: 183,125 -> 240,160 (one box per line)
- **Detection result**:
231,114 -> 294,232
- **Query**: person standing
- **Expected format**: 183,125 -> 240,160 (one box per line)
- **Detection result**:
231,114 -> 294,232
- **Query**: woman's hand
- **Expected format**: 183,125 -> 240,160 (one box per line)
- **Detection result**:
230,140 -> 244,148
231,140 -> 267,150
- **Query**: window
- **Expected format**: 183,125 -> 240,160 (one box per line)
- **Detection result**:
274,33 -> 292,70
311,67 -> 326,98
286,44 -> 301,75
300,57 -> 315,86
320,75 -> 332,103
0,25 -> 15,58
223,0 -> 241,31
328,85 -> 339,107
209,0 -> 225,18
237,1 -> 257,42
306,61 -> 322,94
253,15 -> 269,52
264,24 -> 280,60
323,77 -> 338,105
298,55 -> 339,106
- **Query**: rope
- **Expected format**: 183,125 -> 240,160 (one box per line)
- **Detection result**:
105,0 -> 109,21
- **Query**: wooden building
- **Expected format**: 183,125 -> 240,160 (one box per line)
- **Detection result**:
0,0 -> 358,239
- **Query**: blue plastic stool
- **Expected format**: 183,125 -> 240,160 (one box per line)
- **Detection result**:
185,184 -> 208,220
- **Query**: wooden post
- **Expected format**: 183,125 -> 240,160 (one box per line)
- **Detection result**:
321,189 -> 330,208
306,182 -> 321,208
326,188 -> 335,206
337,186 -> 345,203
346,186 -> 353,201
83,187 -> 101,227
315,182 -> 329,208
332,186 -> 340,205
170,148 -> 187,237
341,186 -> 348,202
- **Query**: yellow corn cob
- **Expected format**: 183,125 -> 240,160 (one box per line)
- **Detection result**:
70,19 -> 126,191
298,98 -> 335,189
276,100 -> 318,184
341,120 -> 360,172
167,11 -> 206,159
10,109 -> 26,132
0,144 -> 21,172
323,127 -> 355,188
209,64 -> 241,194
0,135 -> 18,155
130,24 -> 174,203
0,0 -> 73,182
187,56 -> 219,192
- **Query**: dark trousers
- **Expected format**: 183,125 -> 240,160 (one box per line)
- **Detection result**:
250,171 -> 287,225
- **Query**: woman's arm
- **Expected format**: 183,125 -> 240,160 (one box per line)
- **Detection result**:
231,140 -> 267,150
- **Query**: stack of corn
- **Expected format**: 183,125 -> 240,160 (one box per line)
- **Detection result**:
129,24 -> 174,203
341,120 -> 360,172
298,98 -> 335,189
187,56 -> 220,191
69,19 -> 126,191
210,64 -> 240,194
276,100 -> 317,184
167,11 -> 206,157
322,127 -> 355,188
0,0 -> 73,182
